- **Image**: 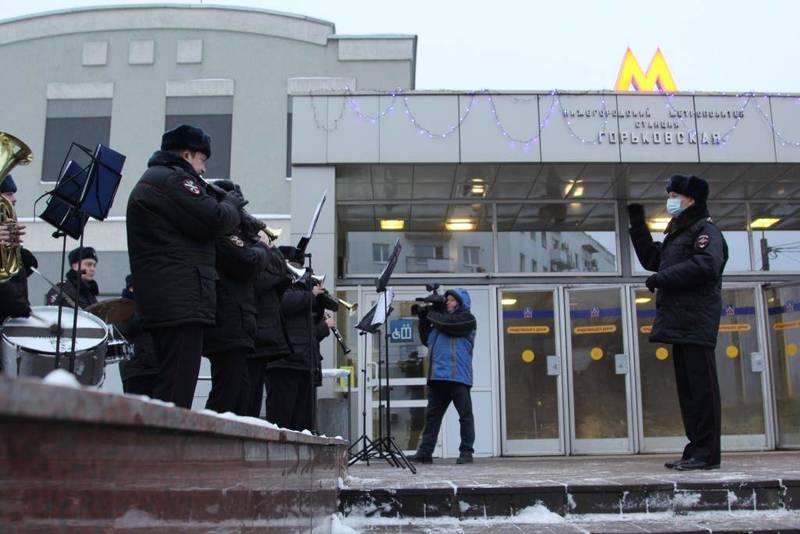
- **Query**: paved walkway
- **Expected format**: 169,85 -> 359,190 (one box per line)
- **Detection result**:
345,451 -> 800,491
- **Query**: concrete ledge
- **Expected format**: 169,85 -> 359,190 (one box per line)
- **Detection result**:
0,376 -> 347,530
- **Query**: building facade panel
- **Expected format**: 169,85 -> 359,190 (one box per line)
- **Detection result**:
768,96 -> 800,162
538,93 -> 621,162
379,95 -> 461,163
617,94 -> 699,162
326,96 -> 381,163
459,94 -> 542,163
695,95 -> 776,163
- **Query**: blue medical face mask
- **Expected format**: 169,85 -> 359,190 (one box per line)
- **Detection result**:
666,197 -> 684,216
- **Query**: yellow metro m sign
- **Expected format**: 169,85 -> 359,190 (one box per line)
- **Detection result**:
615,47 -> 677,92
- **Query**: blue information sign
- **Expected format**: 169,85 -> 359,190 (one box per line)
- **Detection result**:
390,319 -> 415,343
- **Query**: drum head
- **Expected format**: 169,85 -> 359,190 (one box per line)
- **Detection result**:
2,306 -> 108,354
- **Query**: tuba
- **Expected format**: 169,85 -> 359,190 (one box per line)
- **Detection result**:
0,132 -> 33,283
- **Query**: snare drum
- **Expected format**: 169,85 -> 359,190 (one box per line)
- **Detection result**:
1,306 -> 108,385
105,324 -> 133,364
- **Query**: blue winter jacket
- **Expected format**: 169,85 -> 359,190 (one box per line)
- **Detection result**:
421,288 -> 476,386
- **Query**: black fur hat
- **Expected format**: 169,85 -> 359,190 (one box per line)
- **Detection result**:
68,246 -> 98,265
161,124 -> 211,158
666,174 -> 709,204
0,174 -> 17,194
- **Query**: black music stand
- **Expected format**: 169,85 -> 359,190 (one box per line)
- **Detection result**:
37,143 -> 125,374
347,239 -> 415,472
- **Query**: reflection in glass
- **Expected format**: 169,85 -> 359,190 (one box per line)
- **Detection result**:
634,289 -> 683,437
716,289 -> 765,434
569,288 -> 628,439
765,285 -> 800,447
373,407 -> 426,452
501,291 -> 559,439
340,203 -> 493,275
369,299 -> 428,380
497,203 -> 617,273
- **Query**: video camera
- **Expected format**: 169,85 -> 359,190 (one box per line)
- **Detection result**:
411,283 -> 446,316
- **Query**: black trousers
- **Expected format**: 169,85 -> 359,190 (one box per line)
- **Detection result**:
246,356 -> 268,418
417,381 -> 475,456
265,368 -> 312,431
122,374 -> 157,397
150,324 -> 204,409
672,343 -> 722,465
206,350 -> 250,415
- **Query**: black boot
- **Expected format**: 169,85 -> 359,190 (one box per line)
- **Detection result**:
408,452 -> 433,464
456,452 -> 473,464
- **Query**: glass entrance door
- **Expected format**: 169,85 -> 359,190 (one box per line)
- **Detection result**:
363,289 -> 431,455
499,288 -> 564,455
565,286 -> 635,454
634,285 -> 771,451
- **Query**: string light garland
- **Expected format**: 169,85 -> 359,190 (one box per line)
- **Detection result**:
754,95 -> 800,148
303,89 -> 800,150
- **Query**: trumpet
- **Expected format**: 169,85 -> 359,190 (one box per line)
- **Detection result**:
263,226 -> 282,243
285,261 -> 309,283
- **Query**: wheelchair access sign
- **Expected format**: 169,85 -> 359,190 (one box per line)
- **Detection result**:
390,319 -> 415,343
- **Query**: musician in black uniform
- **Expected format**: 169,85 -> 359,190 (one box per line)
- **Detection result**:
247,244 -> 292,418
45,246 -> 98,309
0,174 -> 37,324
628,174 -> 728,471
126,125 -> 244,409
117,275 -> 159,397
265,246 -> 320,430
203,181 -> 270,415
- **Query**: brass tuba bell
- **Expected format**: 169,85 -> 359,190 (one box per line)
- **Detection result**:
0,132 -> 33,283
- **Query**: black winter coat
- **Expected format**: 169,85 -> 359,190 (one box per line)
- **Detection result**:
126,151 -> 240,328
45,269 -> 98,309
203,233 -> 270,356
0,248 -> 36,322
252,248 -> 292,359
117,314 -> 158,382
267,285 -> 315,372
630,203 -> 728,348
312,299 -> 331,386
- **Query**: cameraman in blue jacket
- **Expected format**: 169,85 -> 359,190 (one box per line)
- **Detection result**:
409,288 -> 477,465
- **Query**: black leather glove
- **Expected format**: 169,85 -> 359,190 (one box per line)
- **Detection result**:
222,190 -> 248,210
627,203 -> 646,227
645,274 -> 659,293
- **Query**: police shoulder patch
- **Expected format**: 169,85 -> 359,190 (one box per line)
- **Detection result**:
695,234 -> 710,249
229,235 -> 244,247
182,178 -> 201,196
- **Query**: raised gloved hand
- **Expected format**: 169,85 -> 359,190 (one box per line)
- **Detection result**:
627,203 -> 646,228
222,189 -> 248,210
645,274 -> 659,293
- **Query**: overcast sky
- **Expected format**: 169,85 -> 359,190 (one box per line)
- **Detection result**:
1,0 -> 798,93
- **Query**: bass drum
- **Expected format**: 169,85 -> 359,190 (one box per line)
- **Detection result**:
1,305 -> 108,386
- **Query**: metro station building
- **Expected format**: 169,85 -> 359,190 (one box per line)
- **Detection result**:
1,5 -> 798,458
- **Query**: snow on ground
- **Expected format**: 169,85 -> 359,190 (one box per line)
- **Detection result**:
336,507 -> 800,532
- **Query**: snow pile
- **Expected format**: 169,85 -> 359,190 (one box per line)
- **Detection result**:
198,409 -> 280,430
330,513 -> 359,534
513,503 -> 565,524
42,369 -> 81,389
672,491 -> 701,508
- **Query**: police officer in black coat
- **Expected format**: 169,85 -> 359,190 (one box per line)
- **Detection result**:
126,125 -> 245,409
45,247 -> 99,309
246,245 -> 292,418
265,246 -> 320,431
0,174 -> 37,324
203,181 -> 270,415
628,174 -> 728,471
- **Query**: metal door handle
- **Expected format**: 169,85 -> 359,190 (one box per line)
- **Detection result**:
546,355 -> 561,376
750,352 -> 764,373
367,362 -> 379,382
615,353 -> 629,375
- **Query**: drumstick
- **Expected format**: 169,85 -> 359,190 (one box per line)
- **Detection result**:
31,267 -> 78,309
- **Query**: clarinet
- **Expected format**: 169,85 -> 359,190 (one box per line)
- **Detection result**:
330,325 -> 351,354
